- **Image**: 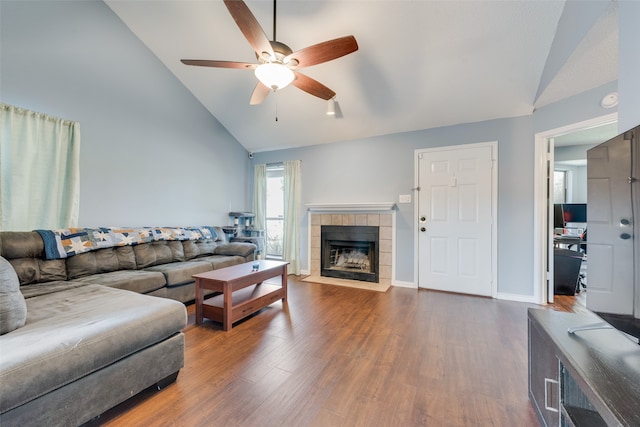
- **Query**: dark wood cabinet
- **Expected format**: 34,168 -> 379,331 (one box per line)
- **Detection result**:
529,318 -> 560,426
528,309 -> 640,427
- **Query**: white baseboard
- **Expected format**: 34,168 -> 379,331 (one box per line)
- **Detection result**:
496,292 -> 540,304
297,273 -> 541,303
392,280 -> 417,289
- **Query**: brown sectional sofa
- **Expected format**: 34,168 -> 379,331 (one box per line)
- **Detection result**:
0,226 -> 256,426
8,226 -> 256,301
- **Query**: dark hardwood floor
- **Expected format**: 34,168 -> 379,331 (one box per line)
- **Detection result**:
92,277 -> 583,427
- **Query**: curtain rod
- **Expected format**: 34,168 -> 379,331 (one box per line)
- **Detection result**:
265,161 -> 302,167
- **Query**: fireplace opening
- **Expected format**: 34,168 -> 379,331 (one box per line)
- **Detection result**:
321,225 -> 379,283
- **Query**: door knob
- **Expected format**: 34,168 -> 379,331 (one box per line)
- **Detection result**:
420,216 -> 426,222
420,227 -> 426,232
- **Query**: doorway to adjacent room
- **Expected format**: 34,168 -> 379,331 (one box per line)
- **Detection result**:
533,113 -> 618,305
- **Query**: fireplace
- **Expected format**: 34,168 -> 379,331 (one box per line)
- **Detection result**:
321,225 -> 379,283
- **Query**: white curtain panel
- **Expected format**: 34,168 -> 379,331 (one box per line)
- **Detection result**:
0,103 -> 81,231
252,163 -> 267,258
283,160 -> 301,274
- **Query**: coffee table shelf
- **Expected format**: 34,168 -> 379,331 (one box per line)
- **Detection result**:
201,283 -> 284,327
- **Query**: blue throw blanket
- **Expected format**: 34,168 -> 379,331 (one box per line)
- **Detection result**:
35,226 -> 217,260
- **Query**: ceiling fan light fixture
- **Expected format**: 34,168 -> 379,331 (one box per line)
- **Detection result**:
255,63 -> 294,91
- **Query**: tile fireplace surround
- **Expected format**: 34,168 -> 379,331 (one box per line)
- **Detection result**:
306,203 -> 395,291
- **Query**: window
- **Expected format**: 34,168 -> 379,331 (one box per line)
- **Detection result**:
553,170 -> 567,204
265,164 -> 284,259
253,160 -> 301,273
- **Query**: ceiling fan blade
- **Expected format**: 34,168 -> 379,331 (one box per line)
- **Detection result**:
285,36 -> 358,69
223,0 -> 274,59
292,72 -> 335,100
250,82 -> 271,105
181,59 -> 257,69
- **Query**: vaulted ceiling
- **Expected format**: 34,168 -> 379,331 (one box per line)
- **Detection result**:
105,0 -> 618,153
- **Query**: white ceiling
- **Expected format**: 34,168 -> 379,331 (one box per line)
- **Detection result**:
554,121 -> 618,147
105,0 -> 618,153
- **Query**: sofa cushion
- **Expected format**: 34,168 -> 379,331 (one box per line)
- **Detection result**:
66,246 -> 136,279
198,255 -> 248,270
65,246 -> 139,281
69,270 -> 166,294
66,248 -> 116,279
194,240 -> 218,256
181,240 -> 201,260
151,242 -> 173,265
144,260 -> 212,287
19,281 -> 89,299
0,285 -> 187,414
114,246 -> 137,270
133,242 -> 176,268
133,243 -> 157,269
0,256 -> 27,335
0,231 -> 44,259
6,258 -> 67,286
167,241 -> 185,262
214,241 -> 256,258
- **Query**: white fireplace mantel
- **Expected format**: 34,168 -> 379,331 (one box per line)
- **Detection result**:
306,202 -> 396,213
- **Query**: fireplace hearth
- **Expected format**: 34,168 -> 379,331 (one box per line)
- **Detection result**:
321,225 -> 379,283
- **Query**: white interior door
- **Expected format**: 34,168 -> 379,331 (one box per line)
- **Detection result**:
417,143 -> 496,296
586,133 -> 635,315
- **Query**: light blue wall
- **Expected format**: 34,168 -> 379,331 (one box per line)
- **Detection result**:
253,82 -> 621,297
0,0 -> 250,227
554,145 -> 595,163
533,81 -> 618,134
253,116 -> 535,294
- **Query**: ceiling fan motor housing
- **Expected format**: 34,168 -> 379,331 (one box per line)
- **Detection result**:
257,41 -> 297,67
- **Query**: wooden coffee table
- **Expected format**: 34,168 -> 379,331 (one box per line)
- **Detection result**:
193,260 -> 288,331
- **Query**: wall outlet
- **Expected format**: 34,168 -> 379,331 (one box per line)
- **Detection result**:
399,194 -> 411,203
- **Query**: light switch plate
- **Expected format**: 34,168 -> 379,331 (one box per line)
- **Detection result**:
399,194 -> 411,203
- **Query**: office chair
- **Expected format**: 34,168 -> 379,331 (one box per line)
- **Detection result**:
554,248 -> 583,295
568,228 -> 587,254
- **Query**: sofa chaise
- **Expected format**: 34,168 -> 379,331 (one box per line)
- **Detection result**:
0,226 -> 256,426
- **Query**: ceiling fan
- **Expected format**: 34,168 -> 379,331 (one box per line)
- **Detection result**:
181,0 -> 359,105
